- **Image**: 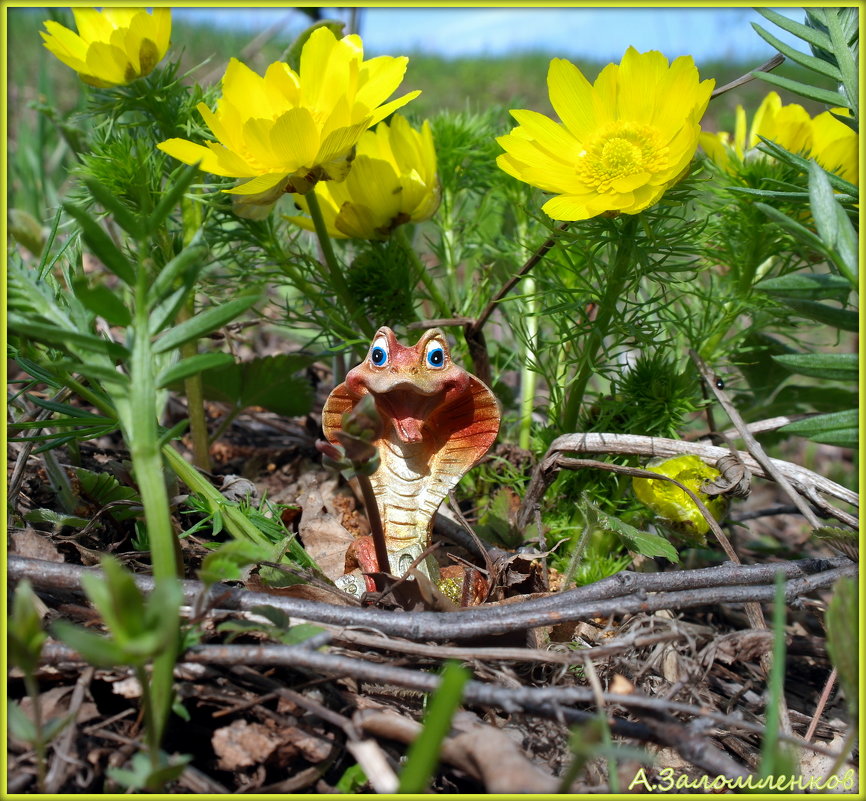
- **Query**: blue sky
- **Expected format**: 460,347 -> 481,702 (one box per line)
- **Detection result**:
171,6 -> 804,64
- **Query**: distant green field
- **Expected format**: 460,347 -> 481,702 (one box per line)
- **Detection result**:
8,7 -> 834,141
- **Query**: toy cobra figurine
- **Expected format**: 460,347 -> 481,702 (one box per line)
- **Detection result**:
322,326 -> 500,599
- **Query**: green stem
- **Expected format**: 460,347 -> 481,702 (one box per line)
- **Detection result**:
161,443 -> 269,548
40,448 -> 77,514
305,188 -> 372,336
63,375 -> 115,418
135,665 -> 160,773
394,226 -> 452,319
517,215 -> 538,450
178,194 -> 211,471
758,571 -> 788,778
127,273 -> 180,744
178,298 -> 211,471
24,673 -> 46,792
163,443 -> 319,571
438,194 -> 461,305
560,215 -> 639,431
397,662 -> 470,794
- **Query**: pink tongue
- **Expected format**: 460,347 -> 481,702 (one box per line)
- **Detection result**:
394,415 -> 423,444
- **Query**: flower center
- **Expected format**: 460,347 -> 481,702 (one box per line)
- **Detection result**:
577,122 -> 669,192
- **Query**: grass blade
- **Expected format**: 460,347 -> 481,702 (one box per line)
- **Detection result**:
397,661 -> 469,793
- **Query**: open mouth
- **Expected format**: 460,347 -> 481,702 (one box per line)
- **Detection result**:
373,388 -> 443,444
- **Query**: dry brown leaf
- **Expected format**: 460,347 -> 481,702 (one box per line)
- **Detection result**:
257,581 -> 355,606
355,708 -> 558,793
282,728 -> 333,763
703,630 -> 774,667
17,686 -> 99,727
294,474 -> 358,581
610,674 -> 635,694
11,529 -> 63,562
798,732 -> 857,792
212,719 -> 281,771
111,676 -> 142,699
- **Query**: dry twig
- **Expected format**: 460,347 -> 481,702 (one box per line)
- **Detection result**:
517,433 -> 857,530
10,555 -> 854,643
690,350 -> 823,529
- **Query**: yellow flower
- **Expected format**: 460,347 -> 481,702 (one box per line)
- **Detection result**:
632,454 -> 727,544
700,91 -> 858,185
40,7 -> 171,88
286,115 -> 440,239
157,27 -> 420,200
496,48 -> 714,221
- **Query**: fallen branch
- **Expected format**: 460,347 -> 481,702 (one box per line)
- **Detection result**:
10,555 -> 854,642
517,433 -> 857,530
327,628 -> 681,666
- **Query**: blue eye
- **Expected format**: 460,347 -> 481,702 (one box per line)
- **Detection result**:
426,344 -> 445,368
370,336 -> 389,366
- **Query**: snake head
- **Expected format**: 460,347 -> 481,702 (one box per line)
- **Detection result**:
340,326 -> 474,444
322,327 -> 500,565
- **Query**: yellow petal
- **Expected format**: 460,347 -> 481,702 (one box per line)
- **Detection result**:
541,194 -> 597,221
812,123 -> 858,184
317,119 -> 369,166
113,24 -> 141,74
299,26 -> 347,110
652,55 -> 712,135
509,109 -> 583,160
733,105 -> 747,157
769,104 -> 813,154
749,92 -> 781,148
611,171 -> 651,193
158,139 -> 221,172
264,61 -> 300,108
196,102 -> 233,150
356,55 -> 409,111
283,212 -> 319,235
100,8 -> 140,30
699,131 -> 732,171
383,115 -> 415,169
150,8 -> 172,59
319,95 -> 353,142
40,21 -> 88,63
652,123 -> 699,183
590,61 -> 619,127
335,202 -> 383,239
269,107 -> 321,170
367,91 -> 421,126
547,58 -> 597,139
72,7 -> 114,42
238,117 -> 280,169
225,172 -> 290,196
222,58 -> 271,117
618,48 -> 670,126
496,131 -> 581,193
85,41 -> 131,85
286,189 -> 344,237
344,155 -> 402,223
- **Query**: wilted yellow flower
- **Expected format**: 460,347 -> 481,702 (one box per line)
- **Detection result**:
40,7 -> 171,88
700,91 -> 858,185
632,454 -> 727,544
496,48 -> 714,221
157,27 -> 420,201
286,115 -> 439,239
